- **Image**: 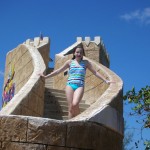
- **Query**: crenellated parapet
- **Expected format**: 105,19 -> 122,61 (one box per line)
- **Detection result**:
24,37 -> 50,47
24,37 -> 51,70
57,36 -> 110,68
78,36 -> 110,68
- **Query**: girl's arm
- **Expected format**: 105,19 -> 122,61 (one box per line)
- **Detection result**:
86,60 -> 113,84
39,60 -> 71,79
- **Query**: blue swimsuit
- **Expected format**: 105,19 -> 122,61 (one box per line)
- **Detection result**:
67,60 -> 86,90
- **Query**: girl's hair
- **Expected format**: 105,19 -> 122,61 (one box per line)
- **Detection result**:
72,44 -> 85,60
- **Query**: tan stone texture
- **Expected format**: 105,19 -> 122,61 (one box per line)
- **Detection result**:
66,121 -> 122,150
27,118 -> 66,146
66,122 -> 93,149
47,146 -> 66,150
0,116 -> 27,142
3,45 -> 33,95
38,44 -> 50,69
0,114 -> 122,150
1,142 -> 46,150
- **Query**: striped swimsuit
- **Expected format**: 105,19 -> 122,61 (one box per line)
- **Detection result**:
67,60 -> 86,90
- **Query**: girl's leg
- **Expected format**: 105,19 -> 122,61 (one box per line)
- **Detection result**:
65,85 -> 74,119
72,87 -> 84,117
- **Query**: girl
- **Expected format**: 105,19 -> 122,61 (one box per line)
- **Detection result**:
39,45 -> 113,119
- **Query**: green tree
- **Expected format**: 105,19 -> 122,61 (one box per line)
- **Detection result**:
123,85 -> 150,149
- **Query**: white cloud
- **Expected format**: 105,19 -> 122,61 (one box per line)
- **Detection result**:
120,7 -> 150,25
0,71 -> 4,77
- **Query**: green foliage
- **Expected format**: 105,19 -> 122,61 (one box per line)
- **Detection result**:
144,140 -> 150,150
123,85 -> 150,128
124,85 -> 150,149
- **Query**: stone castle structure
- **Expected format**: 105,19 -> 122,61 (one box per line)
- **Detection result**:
0,36 -> 123,150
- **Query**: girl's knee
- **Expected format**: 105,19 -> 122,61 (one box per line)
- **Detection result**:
69,104 -> 78,113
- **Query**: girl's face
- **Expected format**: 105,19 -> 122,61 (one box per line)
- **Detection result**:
74,48 -> 84,59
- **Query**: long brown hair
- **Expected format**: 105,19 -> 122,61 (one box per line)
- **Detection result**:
72,44 -> 85,60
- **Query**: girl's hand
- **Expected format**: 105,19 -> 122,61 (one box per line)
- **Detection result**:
38,73 -> 45,78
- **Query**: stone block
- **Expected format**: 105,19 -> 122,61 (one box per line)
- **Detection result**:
0,116 -> 27,142
85,37 -> 91,46
34,37 -> 40,47
66,122 -> 93,149
1,142 -> 46,150
43,37 -> 50,43
76,37 -> 82,42
26,39 -> 32,45
94,36 -> 101,45
91,123 -> 114,150
47,146 -> 66,150
27,118 -> 66,146
22,51 -> 32,65
25,61 -> 33,75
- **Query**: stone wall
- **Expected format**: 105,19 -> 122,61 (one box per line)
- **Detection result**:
0,37 -> 49,117
82,40 -> 109,68
0,115 -> 123,150
3,45 -> 33,98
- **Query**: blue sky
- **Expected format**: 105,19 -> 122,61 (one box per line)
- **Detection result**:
0,0 -> 150,149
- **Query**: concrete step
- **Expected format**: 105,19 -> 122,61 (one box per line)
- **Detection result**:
43,82 -> 90,120
45,79 -> 54,88
44,103 -> 88,110
46,88 -> 65,94
51,100 -> 89,108
45,92 -> 66,98
44,97 -> 89,108
45,89 -> 88,103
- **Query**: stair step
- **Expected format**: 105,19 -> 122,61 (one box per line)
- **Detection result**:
44,96 -> 66,104
46,88 -> 65,94
45,76 -> 54,88
44,103 -> 88,113
45,94 -> 87,103
45,85 -> 53,89
45,92 -> 66,98
45,99 -> 89,108
43,83 -> 90,120
57,105 -> 87,112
